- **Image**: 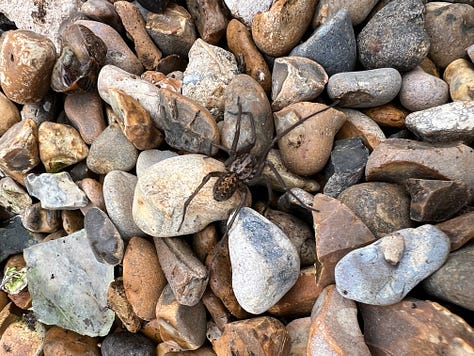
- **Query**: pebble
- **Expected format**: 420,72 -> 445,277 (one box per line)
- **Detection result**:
0,177 -> 32,215
64,92 -> 106,145
422,243 -> 474,311
224,0 -> 272,27
21,202 -> 61,233
251,0 -> 317,57
285,317 -> 311,356
228,207 -> 300,314
0,30 -> 56,104
24,229 -> 115,337
327,68 -> 402,108
77,178 -> 106,214
226,19 -> 272,93
436,211 -> 474,251
336,108 -> 386,150
468,44 -> 474,62
202,289 -> 232,331
365,138 -> 474,202
308,285 -> 371,356
25,172 -> 88,210
80,0 -> 123,34
360,299 -> 474,355
136,0 -> 169,13
323,137 -> 369,198
338,182 -> 412,238
443,58 -> 474,101
86,124 -> 138,174
291,9 -> 357,76
274,102 -> 346,176
212,316 -> 291,355
84,207 -> 124,265
271,56 -> 328,111
0,216 -> 37,263
182,38 -> 238,119
357,0 -> 429,71
101,331 -> 155,356
114,1 -> 162,71
312,0 -> 378,27
399,66 -> 449,111
185,0 -> 228,44
133,154 -> 246,237
61,209 -> 83,234
425,2 -> 474,68
145,3 -> 197,57
106,278 -> 141,333
335,224 -> 450,305
0,318 -> 45,356
0,92 -> 20,136
312,193 -> 375,288
362,103 -> 408,128
38,121 -> 89,173
21,92 -> 59,125
135,149 -> 177,177
405,178 -> 470,222
103,170 -> 144,239
43,326 -> 100,356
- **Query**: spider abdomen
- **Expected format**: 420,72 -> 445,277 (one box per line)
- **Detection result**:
214,172 -> 239,201
228,153 -> 257,183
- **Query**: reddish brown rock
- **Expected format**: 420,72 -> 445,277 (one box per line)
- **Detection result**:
0,30 -> 56,104
0,92 -> 20,136
360,299 -> 474,355
212,316 -> 291,355
312,194 -> 375,288
123,236 -> 167,321
226,19 -> 271,93
192,225 -> 218,263
435,211 -> 474,251
43,326 -> 100,356
140,71 -> 182,92
61,210 -> 84,234
362,103 -> 408,128
336,108 -> 385,150
0,302 -> 20,336
185,0 -> 228,44
308,285 -> 371,355
107,278 -> 141,333
77,178 -> 106,214
251,0 -> 317,57
202,289 -> 232,331
286,317 -> 311,356
0,318 -> 46,356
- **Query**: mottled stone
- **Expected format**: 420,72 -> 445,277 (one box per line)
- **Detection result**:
24,229 -> 115,337
133,154 -> 245,236
308,285 -> 371,356
0,92 -> 20,136
360,299 -> 474,355
291,9 -> 357,76
0,318 -> 46,356
146,4 -> 197,57
436,212 -> 474,251
366,139 -> 474,202
444,58 -> 474,101
224,0 -> 272,27
226,19 -> 272,93
327,68 -> 402,108
324,137 -> 369,198
106,278 -> 141,333
21,202 -> 61,233
185,0 -> 228,44
21,92 -> 59,126
154,236 -> 208,307
399,66 -> 449,111
0,177 -> 32,215
86,124 -> 138,174
425,2 -> 474,68
212,317 -> 291,356
0,216 -> 37,263
141,70 -> 182,92
43,326 -> 100,356
286,317 -> 311,356
61,209 -> 83,235
312,0 -> 378,27
155,284 -> 207,351
229,207 -> 300,314
274,102 -> 346,176
357,0 -> 430,71
251,0 -> 317,57
335,225 -> 450,305
271,56 -> 328,111
338,182 -> 412,238
101,331 -> 155,356
362,103 -> 408,128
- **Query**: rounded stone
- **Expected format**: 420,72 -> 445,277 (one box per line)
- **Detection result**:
80,0 -> 124,34
0,92 -> 20,136
43,326 -> 100,356
399,66 -> 449,111
228,207 -> 300,314
327,68 -> 402,108
312,0 -> 379,27
101,331 -> 155,356
443,58 -> 474,102
357,0 -> 430,71
135,149 -> 177,178
0,30 -> 56,104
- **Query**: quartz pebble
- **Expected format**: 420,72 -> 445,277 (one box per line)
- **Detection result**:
228,207 -> 300,314
335,224 -> 450,305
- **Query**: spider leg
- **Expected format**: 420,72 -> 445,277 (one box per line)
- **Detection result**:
264,160 -> 319,213
225,96 -> 257,158
178,171 -> 225,232
223,184 -> 248,237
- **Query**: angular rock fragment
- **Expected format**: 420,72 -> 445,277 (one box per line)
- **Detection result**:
0,177 -> 32,215
107,278 -> 141,333
435,211 -> 474,251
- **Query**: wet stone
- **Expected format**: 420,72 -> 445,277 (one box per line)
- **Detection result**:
0,92 -> 20,136
21,202 -> 61,233
422,243 -> 474,311
185,0 -> 228,45
327,68 -> 402,108
0,216 -> 37,263
0,177 -> 32,215
106,278 -> 141,333
24,229 -> 115,337
357,0 -> 429,71
405,101 -> 474,144
399,66 -> 449,111
312,0 -> 379,27
229,207 -> 300,314
406,178 -> 470,223
271,56 -> 328,111
338,182 -> 412,238
43,326 -> 100,356
444,58 -> 474,102
25,172 -> 88,210
435,212 -> 474,251
291,9 -> 357,76
86,124 -> 138,175
224,0 -> 272,27
84,207 -> 124,265
323,137 -> 369,198
101,331 -> 155,356
335,224 -> 450,305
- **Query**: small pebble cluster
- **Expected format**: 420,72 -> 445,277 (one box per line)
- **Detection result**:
0,0 -> 473,355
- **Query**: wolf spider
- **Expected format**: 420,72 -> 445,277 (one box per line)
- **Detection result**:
178,98 -> 338,233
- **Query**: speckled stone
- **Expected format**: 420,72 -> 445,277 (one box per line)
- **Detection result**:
42,326 -> 100,356
224,0 -> 273,27
0,177 -> 32,215
101,331 -> 155,356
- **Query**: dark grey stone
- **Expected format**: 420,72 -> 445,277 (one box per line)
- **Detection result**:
0,215 -> 38,263
324,138 -> 369,198
290,9 -> 356,76
101,331 -> 155,356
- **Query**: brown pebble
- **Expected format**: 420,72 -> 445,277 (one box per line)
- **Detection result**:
0,92 -> 20,136
140,71 -> 182,92
80,0 -> 124,34
0,302 -> 20,336
107,278 -> 142,333
77,178 -> 106,214
226,19 -> 271,93
443,58 -> 474,102
21,202 -> 61,233
0,30 -> 56,104
362,103 -> 408,128
435,211 -> 474,251
0,318 -> 45,356
61,210 -> 84,234
43,326 -> 100,356
192,224 -> 218,263
123,236 -> 167,321
202,288 -> 232,331
185,0 -> 228,44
